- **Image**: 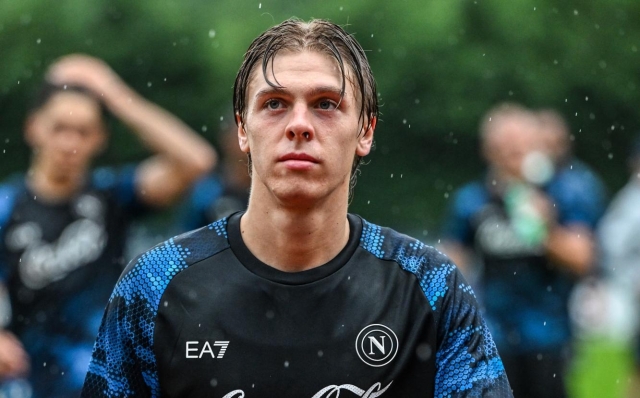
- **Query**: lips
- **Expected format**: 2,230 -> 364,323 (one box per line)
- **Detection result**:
278,152 -> 319,171
278,153 -> 319,163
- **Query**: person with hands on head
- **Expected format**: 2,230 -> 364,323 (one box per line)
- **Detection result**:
0,54 -> 216,397
83,18 -> 511,398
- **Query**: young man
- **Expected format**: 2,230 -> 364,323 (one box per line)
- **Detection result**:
441,104 -> 598,398
83,19 -> 511,397
0,55 -> 216,397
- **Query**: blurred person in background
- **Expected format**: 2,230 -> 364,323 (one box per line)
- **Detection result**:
0,54 -> 216,397
179,115 -> 251,232
597,134 -> 640,398
537,109 -> 607,232
441,103 -> 598,398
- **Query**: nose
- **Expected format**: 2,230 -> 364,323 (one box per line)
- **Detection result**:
57,129 -> 83,154
285,103 -> 315,141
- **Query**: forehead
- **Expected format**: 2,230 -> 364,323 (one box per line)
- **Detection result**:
40,91 -> 102,120
246,50 -> 356,100
487,115 -> 537,147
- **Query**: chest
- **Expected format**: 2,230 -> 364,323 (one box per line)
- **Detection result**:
152,257 -> 437,397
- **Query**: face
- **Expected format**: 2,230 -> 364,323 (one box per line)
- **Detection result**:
484,115 -> 539,181
238,50 -> 375,205
538,124 -> 567,164
26,92 -> 106,176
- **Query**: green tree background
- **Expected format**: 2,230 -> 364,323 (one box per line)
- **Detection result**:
2,0 -> 639,235
1,2 -> 639,394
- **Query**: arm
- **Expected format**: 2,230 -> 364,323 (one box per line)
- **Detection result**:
82,260 -> 154,397
544,223 -> 594,276
0,283 -> 29,380
47,55 -> 217,208
434,262 -> 512,397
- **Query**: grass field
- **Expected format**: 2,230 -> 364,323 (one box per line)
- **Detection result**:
568,338 -> 636,398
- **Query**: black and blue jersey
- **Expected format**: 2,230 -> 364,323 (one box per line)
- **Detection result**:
0,166 -> 147,397
83,212 -> 511,397
442,160 -> 607,355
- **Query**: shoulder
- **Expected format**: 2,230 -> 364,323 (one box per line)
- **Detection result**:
113,218 -> 231,307
359,217 -> 458,312
450,180 -> 490,215
0,177 -> 24,227
551,159 -> 606,193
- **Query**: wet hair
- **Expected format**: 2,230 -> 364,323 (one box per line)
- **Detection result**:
29,81 -> 106,118
232,18 -> 378,195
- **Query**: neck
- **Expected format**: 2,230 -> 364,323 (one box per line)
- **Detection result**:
28,159 -> 87,201
240,185 -> 350,273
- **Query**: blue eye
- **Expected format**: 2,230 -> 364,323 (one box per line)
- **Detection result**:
267,99 -> 281,109
318,100 -> 335,110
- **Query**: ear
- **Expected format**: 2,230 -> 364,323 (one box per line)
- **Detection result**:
94,124 -> 109,155
24,113 -> 41,148
236,113 -> 250,154
356,115 -> 376,157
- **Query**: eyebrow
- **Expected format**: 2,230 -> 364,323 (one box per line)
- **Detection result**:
254,85 -> 344,100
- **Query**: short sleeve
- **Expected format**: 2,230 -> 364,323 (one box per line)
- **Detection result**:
82,235 -> 205,397
441,182 -> 487,246
434,261 -> 512,397
92,165 -> 149,216
546,164 -> 607,228
81,254 -> 155,398
0,182 -> 20,282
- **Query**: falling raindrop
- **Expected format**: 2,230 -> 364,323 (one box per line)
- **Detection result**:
416,343 -> 432,361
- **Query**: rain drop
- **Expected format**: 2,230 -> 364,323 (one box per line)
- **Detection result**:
416,343 -> 432,361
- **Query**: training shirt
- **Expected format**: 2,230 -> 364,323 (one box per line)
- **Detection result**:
83,212 -> 511,397
0,166 -> 146,397
443,164 -> 606,355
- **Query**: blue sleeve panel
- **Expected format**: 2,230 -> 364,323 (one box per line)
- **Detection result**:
0,181 -> 20,282
92,165 -> 150,215
360,219 -> 512,397
81,219 -> 230,397
441,181 -> 489,246
545,161 -> 608,228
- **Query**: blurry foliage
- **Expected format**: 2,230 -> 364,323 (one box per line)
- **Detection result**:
1,0 -> 639,234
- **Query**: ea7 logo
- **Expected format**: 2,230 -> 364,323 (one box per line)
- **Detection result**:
355,324 -> 398,367
185,341 -> 230,359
